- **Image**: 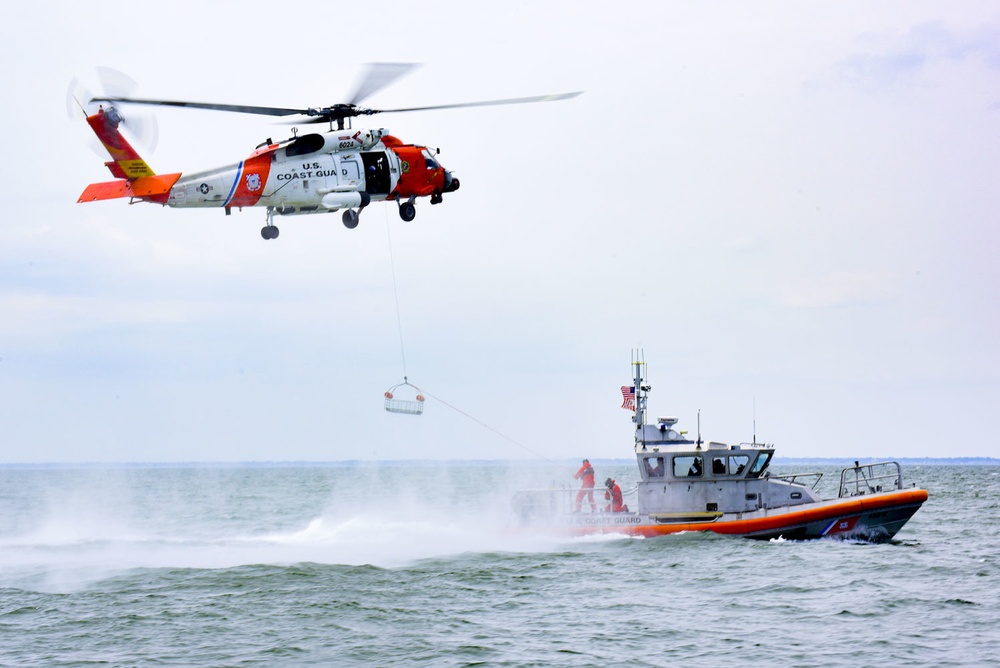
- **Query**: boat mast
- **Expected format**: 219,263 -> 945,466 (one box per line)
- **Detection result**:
632,350 -> 647,448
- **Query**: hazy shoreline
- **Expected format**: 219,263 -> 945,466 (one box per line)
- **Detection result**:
2,457 -> 997,469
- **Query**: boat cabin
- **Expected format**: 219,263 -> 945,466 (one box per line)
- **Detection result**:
633,416 -> 820,517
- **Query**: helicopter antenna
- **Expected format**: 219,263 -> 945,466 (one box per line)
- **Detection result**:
70,94 -> 88,118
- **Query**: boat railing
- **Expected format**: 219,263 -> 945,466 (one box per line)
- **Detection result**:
838,461 -> 903,498
511,488 -> 572,521
769,472 -> 824,490
511,484 -> 640,522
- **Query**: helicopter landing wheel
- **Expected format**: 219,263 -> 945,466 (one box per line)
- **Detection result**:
261,207 -> 279,240
399,201 -> 416,222
342,209 -> 360,229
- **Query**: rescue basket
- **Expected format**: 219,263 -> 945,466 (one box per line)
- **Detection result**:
384,380 -> 426,415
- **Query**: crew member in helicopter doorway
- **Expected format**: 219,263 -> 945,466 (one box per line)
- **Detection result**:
573,459 -> 597,513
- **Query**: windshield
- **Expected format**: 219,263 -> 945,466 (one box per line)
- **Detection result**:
422,149 -> 440,170
749,452 -> 772,477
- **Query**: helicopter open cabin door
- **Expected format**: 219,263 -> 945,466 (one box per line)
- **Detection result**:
361,152 -> 392,195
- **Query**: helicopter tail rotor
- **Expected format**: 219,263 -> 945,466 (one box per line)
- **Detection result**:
69,67 -> 159,155
94,67 -> 159,153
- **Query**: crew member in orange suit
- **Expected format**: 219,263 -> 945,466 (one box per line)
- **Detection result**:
573,459 -> 597,512
604,477 -> 629,513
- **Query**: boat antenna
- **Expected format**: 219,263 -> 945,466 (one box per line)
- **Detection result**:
697,409 -> 703,447
631,349 -> 648,449
753,396 -> 757,445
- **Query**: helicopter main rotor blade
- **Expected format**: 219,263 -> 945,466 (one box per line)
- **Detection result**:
348,63 -> 419,106
91,89 -> 583,127
90,96 -> 309,118
370,91 -> 583,114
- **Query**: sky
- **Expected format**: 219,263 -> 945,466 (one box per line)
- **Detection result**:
0,1 -> 997,462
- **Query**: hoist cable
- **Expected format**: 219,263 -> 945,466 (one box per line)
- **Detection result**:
384,207 -> 408,380
381,210 -> 574,476
418,386 -> 569,469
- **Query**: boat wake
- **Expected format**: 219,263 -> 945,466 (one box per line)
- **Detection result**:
0,505 -> 569,592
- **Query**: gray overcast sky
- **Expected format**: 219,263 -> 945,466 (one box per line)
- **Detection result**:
1,1 -> 997,462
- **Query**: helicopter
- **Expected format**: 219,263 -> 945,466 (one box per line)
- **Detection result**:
74,64 -> 580,239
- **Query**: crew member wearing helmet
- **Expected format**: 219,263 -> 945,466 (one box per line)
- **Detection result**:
573,459 -> 597,513
604,477 -> 629,513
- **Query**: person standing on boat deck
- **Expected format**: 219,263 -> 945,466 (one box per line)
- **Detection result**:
573,459 -> 597,512
604,478 -> 629,513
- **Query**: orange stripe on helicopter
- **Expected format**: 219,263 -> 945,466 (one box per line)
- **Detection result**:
225,153 -> 273,208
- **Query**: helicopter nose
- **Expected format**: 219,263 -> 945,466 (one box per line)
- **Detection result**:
443,170 -> 460,193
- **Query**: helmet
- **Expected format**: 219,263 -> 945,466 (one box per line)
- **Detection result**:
582,459 -> 589,464
605,478 -> 613,488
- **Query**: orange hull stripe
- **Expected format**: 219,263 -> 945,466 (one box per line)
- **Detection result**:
569,489 -> 928,538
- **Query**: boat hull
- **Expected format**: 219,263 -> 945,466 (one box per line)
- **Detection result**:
559,488 -> 928,542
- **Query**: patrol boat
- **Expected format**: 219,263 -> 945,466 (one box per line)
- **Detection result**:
512,360 -> 927,542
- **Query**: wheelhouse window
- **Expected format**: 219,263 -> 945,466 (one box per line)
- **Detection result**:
729,455 -> 750,476
749,452 -> 772,478
673,455 -> 703,478
645,456 -> 665,478
711,457 -> 726,475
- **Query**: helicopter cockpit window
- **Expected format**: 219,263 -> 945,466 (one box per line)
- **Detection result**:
286,134 -> 325,157
422,149 -> 440,170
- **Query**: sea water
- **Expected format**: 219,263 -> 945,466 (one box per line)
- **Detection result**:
0,462 -> 997,667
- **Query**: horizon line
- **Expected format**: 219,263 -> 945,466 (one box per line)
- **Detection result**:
1,456 -> 998,469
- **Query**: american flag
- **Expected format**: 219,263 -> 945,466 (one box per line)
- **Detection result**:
620,385 -> 636,411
